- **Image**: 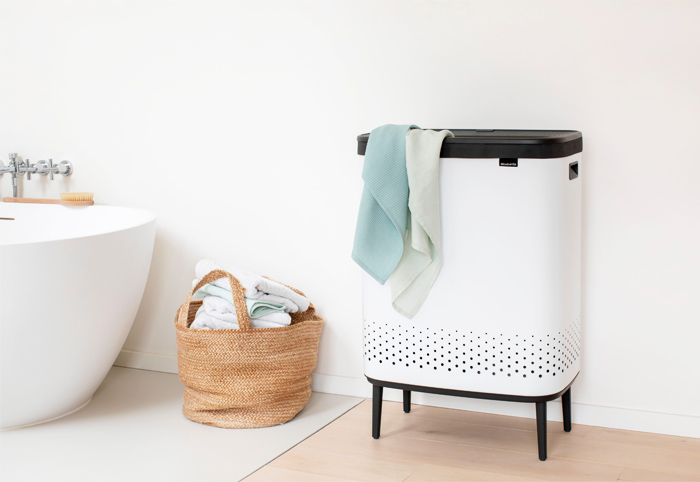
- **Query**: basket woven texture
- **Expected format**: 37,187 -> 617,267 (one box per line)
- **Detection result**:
175,269 -> 324,428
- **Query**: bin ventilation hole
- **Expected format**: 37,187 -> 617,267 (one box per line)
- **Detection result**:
363,317 -> 581,379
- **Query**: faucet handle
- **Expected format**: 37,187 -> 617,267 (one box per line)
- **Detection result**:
57,160 -> 72,177
47,159 -> 72,180
1,153 -> 18,177
14,158 -> 30,179
34,160 -> 50,177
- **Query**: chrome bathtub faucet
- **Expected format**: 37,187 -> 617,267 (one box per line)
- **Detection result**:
0,153 -> 73,198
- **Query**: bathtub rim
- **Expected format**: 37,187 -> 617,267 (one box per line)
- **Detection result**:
0,204 -> 157,248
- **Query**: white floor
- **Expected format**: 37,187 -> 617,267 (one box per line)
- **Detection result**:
0,367 -> 362,482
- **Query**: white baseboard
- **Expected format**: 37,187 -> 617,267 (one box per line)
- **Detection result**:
114,349 -> 178,374
115,349 -> 700,439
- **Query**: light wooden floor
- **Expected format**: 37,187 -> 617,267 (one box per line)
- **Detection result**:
245,399 -> 700,482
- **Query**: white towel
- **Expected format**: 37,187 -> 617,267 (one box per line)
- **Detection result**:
389,129 -> 453,318
190,295 -> 292,330
195,259 -> 310,313
191,279 -> 290,317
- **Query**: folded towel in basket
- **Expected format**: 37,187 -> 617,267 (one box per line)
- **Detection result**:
195,259 -> 310,313
352,124 -> 419,284
191,279 -> 290,318
190,295 -> 292,330
389,128 -> 454,318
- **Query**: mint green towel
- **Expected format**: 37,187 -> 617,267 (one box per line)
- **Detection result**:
389,129 -> 454,318
352,124 -> 419,284
191,279 -> 290,318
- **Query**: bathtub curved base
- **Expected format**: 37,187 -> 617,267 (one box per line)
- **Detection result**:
0,396 -> 93,432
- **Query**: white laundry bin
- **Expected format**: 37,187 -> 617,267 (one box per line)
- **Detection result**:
357,129 -> 582,461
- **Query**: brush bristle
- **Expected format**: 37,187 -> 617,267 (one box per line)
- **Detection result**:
60,192 -> 94,202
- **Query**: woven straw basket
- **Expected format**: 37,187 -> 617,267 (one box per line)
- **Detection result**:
175,269 -> 324,428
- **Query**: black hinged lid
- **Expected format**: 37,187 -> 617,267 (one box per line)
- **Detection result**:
356,129 -> 582,159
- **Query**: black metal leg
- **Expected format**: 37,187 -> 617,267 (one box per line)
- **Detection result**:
403,390 -> 411,413
536,402 -> 547,461
562,387 -> 572,432
372,384 -> 383,439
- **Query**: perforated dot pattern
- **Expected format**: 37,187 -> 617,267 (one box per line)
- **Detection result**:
364,318 -> 581,380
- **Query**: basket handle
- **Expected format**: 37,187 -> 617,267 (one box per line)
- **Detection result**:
177,269 -> 252,331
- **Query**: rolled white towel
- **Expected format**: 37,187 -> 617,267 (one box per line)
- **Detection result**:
190,295 -> 292,330
254,311 -> 293,325
195,259 -> 310,313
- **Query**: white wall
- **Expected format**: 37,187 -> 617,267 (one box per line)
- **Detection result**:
2,1 -> 699,437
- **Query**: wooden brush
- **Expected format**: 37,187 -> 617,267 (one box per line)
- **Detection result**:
3,192 -> 94,206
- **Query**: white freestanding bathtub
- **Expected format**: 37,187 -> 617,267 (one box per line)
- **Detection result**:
0,203 -> 156,429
